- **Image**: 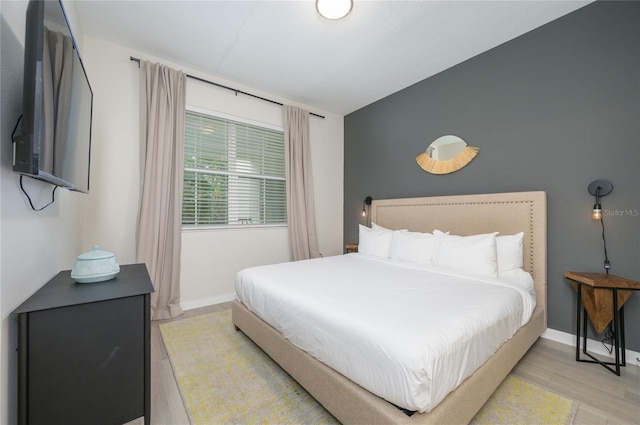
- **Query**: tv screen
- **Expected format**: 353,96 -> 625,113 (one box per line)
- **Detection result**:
13,0 -> 93,193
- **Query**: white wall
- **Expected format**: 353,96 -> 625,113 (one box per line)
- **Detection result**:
81,36 -> 344,309
0,1 -> 87,423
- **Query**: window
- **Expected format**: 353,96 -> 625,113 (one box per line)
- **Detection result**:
182,108 -> 286,228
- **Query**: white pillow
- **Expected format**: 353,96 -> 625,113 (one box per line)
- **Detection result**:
371,222 -> 389,231
500,268 -> 536,300
372,222 -> 410,234
390,231 -> 437,265
433,232 -> 499,277
497,232 -> 524,275
358,225 -> 394,259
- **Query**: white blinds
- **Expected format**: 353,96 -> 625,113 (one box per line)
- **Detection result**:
182,110 -> 286,227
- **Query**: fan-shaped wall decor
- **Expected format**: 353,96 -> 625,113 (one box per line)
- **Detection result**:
416,135 -> 478,175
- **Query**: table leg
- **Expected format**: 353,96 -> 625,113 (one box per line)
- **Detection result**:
576,283 -> 582,360
582,303 -> 588,355
612,288 -> 621,376
620,305 -> 626,366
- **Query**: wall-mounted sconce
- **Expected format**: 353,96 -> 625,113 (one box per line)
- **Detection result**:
588,179 -> 613,273
588,179 -> 613,220
362,196 -> 372,217
362,196 -> 372,226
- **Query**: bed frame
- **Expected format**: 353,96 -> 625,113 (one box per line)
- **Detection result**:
232,191 -> 547,424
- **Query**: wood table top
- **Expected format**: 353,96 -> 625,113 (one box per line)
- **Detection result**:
565,271 -> 640,290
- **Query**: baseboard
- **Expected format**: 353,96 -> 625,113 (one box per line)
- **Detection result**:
541,327 -> 640,366
181,293 -> 236,311
181,295 -> 640,366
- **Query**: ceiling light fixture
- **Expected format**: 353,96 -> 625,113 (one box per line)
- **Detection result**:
316,0 -> 353,20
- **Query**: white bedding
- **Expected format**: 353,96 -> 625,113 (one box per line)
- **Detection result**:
235,253 -> 536,413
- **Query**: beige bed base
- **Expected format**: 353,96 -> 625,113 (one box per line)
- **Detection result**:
232,191 -> 547,425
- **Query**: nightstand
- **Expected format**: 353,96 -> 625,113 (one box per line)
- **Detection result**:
345,243 -> 358,253
13,264 -> 153,424
565,271 -> 640,375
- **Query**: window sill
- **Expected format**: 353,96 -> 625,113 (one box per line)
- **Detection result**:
181,224 -> 287,233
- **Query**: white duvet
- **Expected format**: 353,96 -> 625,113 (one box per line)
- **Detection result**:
235,253 -> 535,413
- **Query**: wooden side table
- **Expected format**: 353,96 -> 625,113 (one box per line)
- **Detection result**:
565,271 -> 640,375
345,243 -> 358,253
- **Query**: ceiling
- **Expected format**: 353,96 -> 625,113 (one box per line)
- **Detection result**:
74,1 -> 592,115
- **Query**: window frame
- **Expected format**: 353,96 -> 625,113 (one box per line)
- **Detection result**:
182,105 -> 287,231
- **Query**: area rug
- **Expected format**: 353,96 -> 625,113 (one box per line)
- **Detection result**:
159,310 -> 576,425
469,375 -> 576,425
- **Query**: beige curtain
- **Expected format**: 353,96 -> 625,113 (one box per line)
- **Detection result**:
283,105 -> 320,260
136,60 -> 186,320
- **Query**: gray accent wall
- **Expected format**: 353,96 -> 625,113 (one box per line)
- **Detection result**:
344,1 -> 640,350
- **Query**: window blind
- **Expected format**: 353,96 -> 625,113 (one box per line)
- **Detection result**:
182,109 -> 286,227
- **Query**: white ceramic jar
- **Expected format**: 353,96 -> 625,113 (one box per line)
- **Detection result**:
70,245 -> 120,283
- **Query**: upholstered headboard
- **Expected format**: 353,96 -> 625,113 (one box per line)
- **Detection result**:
370,191 -> 547,321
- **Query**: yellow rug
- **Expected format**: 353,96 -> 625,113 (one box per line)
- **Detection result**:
469,375 -> 576,425
160,310 -> 576,425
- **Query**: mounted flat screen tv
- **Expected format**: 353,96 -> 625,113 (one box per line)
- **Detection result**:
13,0 -> 93,193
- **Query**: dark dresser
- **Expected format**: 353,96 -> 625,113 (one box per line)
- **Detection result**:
12,263 -> 153,425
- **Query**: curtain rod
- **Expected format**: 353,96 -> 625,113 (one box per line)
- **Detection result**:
130,56 -> 325,119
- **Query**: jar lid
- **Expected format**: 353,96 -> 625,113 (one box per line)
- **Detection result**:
76,245 -> 115,261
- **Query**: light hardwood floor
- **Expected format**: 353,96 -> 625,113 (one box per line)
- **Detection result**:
137,303 -> 639,425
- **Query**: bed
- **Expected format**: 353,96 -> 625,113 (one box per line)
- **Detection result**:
232,191 -> 547,424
